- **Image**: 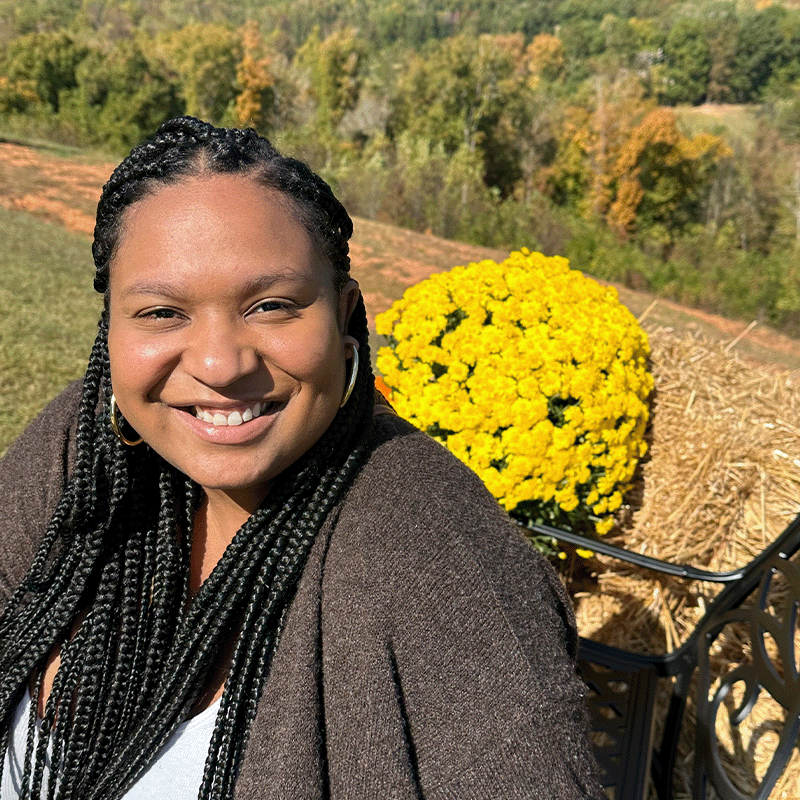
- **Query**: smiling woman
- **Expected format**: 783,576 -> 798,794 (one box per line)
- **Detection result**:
108,175 -> 359,518
0,117 -> 604,800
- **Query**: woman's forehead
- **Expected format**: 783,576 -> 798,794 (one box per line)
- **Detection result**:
123,173 -> 295,225
110,174 -> 338,295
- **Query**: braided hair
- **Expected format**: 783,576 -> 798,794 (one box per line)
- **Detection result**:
0,117 -> 375,799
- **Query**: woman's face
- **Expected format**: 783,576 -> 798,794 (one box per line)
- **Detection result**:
107,173 -> 359,511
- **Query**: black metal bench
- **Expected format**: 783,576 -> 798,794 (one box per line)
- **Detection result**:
530,514 -> 800,800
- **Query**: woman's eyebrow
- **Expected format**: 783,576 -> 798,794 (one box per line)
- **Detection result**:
117,271 -> 304,300
117,279 -> 184,300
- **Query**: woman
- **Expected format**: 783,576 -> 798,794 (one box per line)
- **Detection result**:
0,117 -> 602,799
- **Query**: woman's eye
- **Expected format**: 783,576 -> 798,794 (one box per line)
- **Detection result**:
249,300 -> 293,314
138,307 -> 180,320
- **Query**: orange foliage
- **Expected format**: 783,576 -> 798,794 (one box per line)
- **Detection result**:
607,175 -> 645,234
607,107 -> 730,237
546,84 -> 730,240
235,21 -> 274,129
524,34 -> 565,83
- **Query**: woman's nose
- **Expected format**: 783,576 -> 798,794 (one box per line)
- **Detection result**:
183,320 -> 261,388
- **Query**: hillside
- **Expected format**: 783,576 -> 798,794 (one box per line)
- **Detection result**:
5,0 -> 800,342
2,138 -> 799,371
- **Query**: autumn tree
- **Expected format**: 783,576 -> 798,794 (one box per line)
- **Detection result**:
607,107 -> 729,245
544,76 -> 728,249
523,33 -> 565,84
543,73 -> 652,218
234,20 -> 276,130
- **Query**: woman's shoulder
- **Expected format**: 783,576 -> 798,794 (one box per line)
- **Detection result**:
317,415 -> 594,799
1,379 -> 83,480
327,412 -> 578,656
336,411 -> 530,561
0,380 -> 83,601
357,412 -> 501,515
343,413 -> 532,556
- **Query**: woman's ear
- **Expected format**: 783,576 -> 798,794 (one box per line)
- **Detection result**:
338,279 -> 361,335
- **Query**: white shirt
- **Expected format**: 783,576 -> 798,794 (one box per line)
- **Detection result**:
1,691 -> 220,799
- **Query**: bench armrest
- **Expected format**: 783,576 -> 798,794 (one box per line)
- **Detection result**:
524,522 -> 747,583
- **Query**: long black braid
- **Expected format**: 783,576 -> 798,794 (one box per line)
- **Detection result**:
0,116 -> 375,799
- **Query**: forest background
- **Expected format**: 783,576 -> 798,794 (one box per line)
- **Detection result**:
3,0 -> 800,335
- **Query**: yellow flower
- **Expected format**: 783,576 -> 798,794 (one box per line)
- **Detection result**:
375,249 -> 652,538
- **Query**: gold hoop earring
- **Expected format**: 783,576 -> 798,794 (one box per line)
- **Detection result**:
340,343 -> 359,408
110,395 -> 144,446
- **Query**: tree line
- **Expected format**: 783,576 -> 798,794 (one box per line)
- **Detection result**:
2,0 -> 800,333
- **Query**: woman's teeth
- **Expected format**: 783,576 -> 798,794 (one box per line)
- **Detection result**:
194,401 -> 271,427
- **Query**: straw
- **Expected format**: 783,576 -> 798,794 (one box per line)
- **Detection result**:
567,324 -> 800,799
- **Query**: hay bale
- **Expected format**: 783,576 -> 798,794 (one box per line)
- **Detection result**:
568,323 -> 800,799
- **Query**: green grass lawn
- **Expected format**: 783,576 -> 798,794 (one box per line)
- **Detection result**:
676,103 -> 760,145
0,207 -> 101,453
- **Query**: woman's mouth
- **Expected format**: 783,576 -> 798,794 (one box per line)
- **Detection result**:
192,401 -> 277,427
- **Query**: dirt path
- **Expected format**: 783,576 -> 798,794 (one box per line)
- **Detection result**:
2,139 -> 798,370
0,141 -> 113,235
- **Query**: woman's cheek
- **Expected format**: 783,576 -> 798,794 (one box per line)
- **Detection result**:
109,328 -> 177,399
264,323 -> 343,384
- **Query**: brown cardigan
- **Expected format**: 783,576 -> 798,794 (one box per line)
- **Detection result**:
0,382 -> 604,799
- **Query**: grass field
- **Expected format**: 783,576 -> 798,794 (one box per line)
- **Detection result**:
0,207 -> 101,451
676,102 -> 761,144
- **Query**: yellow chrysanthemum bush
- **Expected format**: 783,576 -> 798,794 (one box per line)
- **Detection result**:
375,249 -> 653,543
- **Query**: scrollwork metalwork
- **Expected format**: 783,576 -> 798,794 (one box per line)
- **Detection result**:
695,555 -> 800,799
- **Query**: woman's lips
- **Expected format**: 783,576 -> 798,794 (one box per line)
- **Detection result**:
174,401 -> 283,444
193,400 -> 276,427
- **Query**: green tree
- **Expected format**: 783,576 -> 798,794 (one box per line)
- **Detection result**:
381,131 -> 497,241
558,18 -> 606,86
389,33 -> 531,198
705,7 -> 738,103
598,14 -> 641,70
2,31 -> 88,113
656,16 -> 711,105
729,6 -> 789,102
0,76 -> 37,114
297,26 -> 367,142
157,23 -> 240,123
66,40 -> 182,150
0,0 -> 82,38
